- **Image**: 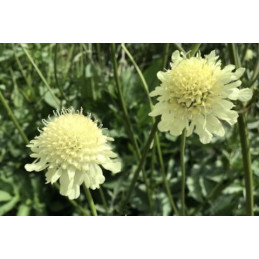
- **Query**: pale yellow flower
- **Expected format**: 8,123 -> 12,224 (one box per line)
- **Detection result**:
149,50 -> 252,144
25,108 -> 121,199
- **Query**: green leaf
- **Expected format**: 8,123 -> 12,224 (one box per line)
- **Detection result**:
0,195 -> 19,215
0,190 -> 12,202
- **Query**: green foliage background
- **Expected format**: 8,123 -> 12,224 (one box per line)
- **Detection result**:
0,43 -> 258,216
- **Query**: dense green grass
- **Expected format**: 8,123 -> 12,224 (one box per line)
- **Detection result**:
0,43 -> 258,216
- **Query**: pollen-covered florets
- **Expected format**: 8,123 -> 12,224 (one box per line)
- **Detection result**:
25,108 -> 121,199
149,50 -> 252,144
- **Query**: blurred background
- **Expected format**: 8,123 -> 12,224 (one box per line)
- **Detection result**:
0,43 -> 258,216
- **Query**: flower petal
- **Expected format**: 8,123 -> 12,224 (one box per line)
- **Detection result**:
46,168 -> 62,184
238,88 -> 252,102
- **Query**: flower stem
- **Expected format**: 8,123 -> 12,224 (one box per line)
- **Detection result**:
83,185 -> 98,216
180,128 -> 186,216
238,114 -> 254,215
99,187 -> 109,215
156,137 -> 179,215
53,183 -> 90,216
228,43 -> 254,216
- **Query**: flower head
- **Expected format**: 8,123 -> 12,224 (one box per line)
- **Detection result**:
149,50 -> 252,144
25,108 -> 121,199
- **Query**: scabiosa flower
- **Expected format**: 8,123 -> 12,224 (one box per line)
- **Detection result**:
25,108 -> 121,199
149,50 -> 252,144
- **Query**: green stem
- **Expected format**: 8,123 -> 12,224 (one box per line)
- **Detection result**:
121,43 -> 178,214
99,187 -> 109,215
111,43 -> 154,213
228,43 -> 254,216
156,134 -> 179,215
121,118 -> 159,213
20,44 -> 60,106
83,184 -> 98,216
238,114 -> 254,215
180,129 -> 186,216
0,90 -> 29,144
53,183 -> 90,216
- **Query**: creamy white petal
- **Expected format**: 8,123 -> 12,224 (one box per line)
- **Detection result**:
149,103 -> 168,117
238,88 -> 252,102
234,67 -> 245,79
103,161 -> 121,174
171,50 -> 180,62
194,115 -> 212,144
212,104 -> 238,125
67,185 -> 80,200
169,118 -> 188,136
150,86 -> 164,97
25,160 -> 48,172
157,71 -> 166,82
206,115 -> 225,137
225,80 -> 241,90
46,168 -> 62,184
60,172 -> 73,196
228,88 -> 240,100
158,120 -> 171,132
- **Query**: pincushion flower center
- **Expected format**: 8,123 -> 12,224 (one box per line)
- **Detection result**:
168,59 -> 216,110
42,113 -> 102,159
